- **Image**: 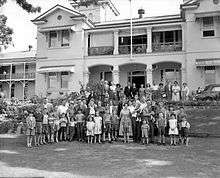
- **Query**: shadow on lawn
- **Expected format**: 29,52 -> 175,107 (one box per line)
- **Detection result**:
0,134 -> 220,178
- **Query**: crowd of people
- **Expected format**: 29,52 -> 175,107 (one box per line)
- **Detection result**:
25,80 -> 191,148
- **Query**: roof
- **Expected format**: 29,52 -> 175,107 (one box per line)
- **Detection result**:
180,0 -> 200,9
0,50 -> 36,60
32,4 -> 83,22
91,14 -> 183,30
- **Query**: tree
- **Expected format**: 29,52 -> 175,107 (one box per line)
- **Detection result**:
0,0 -> 41,51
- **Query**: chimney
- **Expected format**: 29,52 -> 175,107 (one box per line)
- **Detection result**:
138,8 -> 145,18
28,45 -> 33,51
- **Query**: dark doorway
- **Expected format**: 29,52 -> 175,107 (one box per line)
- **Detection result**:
132,76 -> 145,89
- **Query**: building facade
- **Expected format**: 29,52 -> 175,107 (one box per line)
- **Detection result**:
0,51 -> 36,100
1,0 -> 220,99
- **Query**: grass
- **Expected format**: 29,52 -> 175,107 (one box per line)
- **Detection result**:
0,134 -> 220,178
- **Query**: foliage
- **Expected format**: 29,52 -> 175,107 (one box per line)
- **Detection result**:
0,0 -> 41,50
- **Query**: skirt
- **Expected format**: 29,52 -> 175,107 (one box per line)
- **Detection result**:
169,127 -> 178,135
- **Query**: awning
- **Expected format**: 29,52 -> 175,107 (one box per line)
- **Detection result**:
195,11 -> 220,18
37,65 -> 75,73
38,25 -> 76,32
196,58 -> 220,66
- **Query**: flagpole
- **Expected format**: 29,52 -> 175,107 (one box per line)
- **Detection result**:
129,0 -> 133,60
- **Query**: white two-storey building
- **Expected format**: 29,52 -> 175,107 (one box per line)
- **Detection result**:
1,0 -> 220,99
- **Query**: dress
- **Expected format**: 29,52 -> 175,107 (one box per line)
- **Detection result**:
181,86 -> 189,101
86,121 -> 95,136
168,118 -> 178,135
119,109 -> 132,136
172,85 -> 180,101
94,116 -> 102,135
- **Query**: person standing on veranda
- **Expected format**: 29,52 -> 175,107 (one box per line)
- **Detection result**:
181,83 -> 190,101
172,81 -> 181,101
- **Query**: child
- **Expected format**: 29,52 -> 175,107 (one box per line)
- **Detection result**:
86,115 -> 95,143
42,110 -> 49,144
34,108 -> 43,146
59,113 -> 67,141
103,108 -> 112,143
168,113 -> 178,146
141,120 -> 149,145
75,109 -> 85,141
26,113 -> 36,148
94,111 -> 102,143
48,112 -> 55,143
180,116 -> 190,146
111,109 -> 119,141
69,117 -> 76,142
156,112 -> 167,145
54,114 -> 60,143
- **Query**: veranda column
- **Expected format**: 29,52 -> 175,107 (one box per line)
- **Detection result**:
181,67 -> 187,84
83,67 -> 90,87
146,27 -> 152,53
84,32 -> 89,56
113,30 -> 119,55
181,24 -> 186,51
146,65 -> 153,86
112,65 -> 119,84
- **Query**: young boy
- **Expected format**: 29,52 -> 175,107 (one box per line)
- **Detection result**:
26,113 -> 36,148
156,112 -> 167,145
103,108 -> 112,143
59,113 -> 68,141
180,115 -> 190,146
34,108 -> 43,146
69,117 -> 76,142
75,109 -> 85,141
141,120 -> 150,145
111,109 -> 119,141
42,109 -> 49,144
48,112 -> 55,143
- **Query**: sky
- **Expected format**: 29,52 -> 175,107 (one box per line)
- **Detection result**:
0,0 -> 183,53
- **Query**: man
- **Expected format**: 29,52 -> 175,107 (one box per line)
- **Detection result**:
131,83 -> 138,98
164,80 -> 172,101
124,82 -> 132,99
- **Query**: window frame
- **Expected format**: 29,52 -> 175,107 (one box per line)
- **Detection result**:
47,72 -> 57,89
61,30 -> 70,47
60,71 -> 69,89
201,16 -> 216,38
49,31 -> 58,48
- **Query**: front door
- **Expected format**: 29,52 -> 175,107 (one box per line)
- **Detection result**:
128,71 -> 146,89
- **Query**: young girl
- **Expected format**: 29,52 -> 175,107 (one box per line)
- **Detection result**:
86,115 -> 95,144
168,113 -> 178,146
42,109 -> 49,144
94,111 -> 102,143
26,113 -> 36,148
141,120 -> 149,145
111,109 -> 119,141
69,117 -> 76,142
59,113 -> 67,141
180,116 -> 190,146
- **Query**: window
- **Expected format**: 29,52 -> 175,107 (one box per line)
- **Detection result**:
49,31 -> 58,47
48,72 -> 57,89
61,30 -> 70,47
204,66 -> 216,85
202,17 -> 215,37
61,72 -> 69,89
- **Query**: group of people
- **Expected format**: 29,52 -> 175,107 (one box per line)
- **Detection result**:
25,80 -> 191,148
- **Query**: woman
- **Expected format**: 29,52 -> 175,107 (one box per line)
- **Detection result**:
139,84 -> 145,99
181,83 -> 189,101
145,83 -> 152,101
119,103 -> 132,143
172,81 -> 181,101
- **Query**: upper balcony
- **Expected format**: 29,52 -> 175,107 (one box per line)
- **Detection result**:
87,29 -> 183,56
0,72 -> 36,81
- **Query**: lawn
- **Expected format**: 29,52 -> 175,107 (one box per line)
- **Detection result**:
0,134 -> 220,178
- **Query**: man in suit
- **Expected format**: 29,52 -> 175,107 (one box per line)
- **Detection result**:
124,82 -> 132,99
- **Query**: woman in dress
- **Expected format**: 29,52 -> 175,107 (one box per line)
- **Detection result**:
139,84 -> 145,99
145,83 -> 152,101
181,83 -> 189,101
172,81 -> 181,101
119,103 -> 132,143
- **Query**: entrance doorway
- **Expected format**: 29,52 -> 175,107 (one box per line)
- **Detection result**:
128,71 -> 146,89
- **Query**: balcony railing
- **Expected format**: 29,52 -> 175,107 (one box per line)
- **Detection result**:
152,42 -> 182,52
119,44 -> 147,55
0,72 -> 35,80
88,46 -> 114,56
